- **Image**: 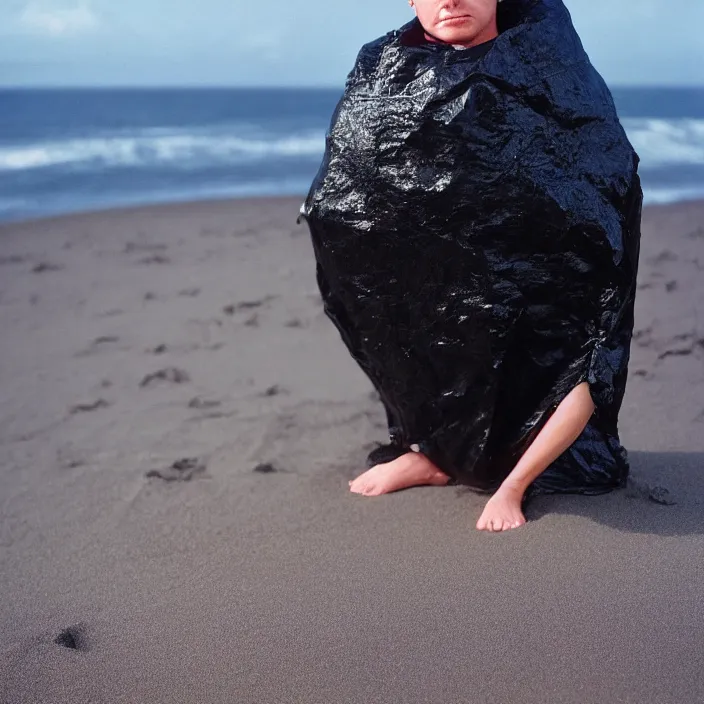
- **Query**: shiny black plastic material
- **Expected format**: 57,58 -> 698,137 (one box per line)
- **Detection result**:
297,0 -> 642,498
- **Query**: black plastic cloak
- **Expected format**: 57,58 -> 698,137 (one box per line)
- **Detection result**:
297,0 -> 643,498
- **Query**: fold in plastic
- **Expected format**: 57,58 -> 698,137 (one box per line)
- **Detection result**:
297,0 -> 643,498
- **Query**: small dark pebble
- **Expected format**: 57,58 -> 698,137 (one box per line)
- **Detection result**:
151,344 -> 168,354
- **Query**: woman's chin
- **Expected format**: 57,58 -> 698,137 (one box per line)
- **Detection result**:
433,27 -> 479,45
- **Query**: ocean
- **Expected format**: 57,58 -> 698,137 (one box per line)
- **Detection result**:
1,86 -> 703,223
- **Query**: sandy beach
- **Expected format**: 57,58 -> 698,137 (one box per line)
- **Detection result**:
1,195 -> 703,703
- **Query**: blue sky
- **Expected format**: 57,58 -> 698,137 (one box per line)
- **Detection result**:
1,0 -> 702,87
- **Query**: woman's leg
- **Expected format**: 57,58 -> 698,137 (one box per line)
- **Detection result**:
476,381 -> 596,531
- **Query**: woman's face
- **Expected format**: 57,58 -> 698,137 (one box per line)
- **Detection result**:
409,0 -> 498,45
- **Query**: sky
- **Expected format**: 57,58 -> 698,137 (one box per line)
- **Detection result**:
0,0 -> 702,88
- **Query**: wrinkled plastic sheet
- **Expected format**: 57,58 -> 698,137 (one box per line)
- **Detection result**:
297,0 -> 643,497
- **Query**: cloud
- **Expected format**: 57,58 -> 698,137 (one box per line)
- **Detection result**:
18,1 -> 99,36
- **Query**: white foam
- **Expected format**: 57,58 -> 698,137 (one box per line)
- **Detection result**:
622,118 -> 704,167
642,184 -> 704,205
0,128 -> 326,172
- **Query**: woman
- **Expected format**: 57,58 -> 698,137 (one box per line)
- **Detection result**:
298,0 -> 642,532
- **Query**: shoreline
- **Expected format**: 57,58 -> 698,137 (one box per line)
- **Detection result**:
3,192 -> 704,232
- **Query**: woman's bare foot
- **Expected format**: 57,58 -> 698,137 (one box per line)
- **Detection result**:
349,451 -> 451,496
476,481 -> 527,532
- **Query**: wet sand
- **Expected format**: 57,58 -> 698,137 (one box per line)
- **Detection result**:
1,195 -> 703,703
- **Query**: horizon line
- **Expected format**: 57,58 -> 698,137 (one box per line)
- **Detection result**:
2,83 -> 704,91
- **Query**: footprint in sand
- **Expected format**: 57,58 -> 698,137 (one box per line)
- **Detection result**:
123,241 -> 167,254
146,457 -> 207,481
68,398 -> 111,414
253,462 -> 284,474
186,396 -> 236,420
625,478 -> 677,505
632,326 -> 653,348
657,337 -> 704,360
188,396 -> 221,410
97,309 -> 124,318
222,295 -> 279,317
0,255 -> 28,265
647,249 -> 678,266
137,254 -> 171,265
139,367 -> 190,387
32,261 -> 64,273
632,369 -> 654,380
54,624 -> 88,651
75,335 -> 121,357
261,385 -> 287,397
